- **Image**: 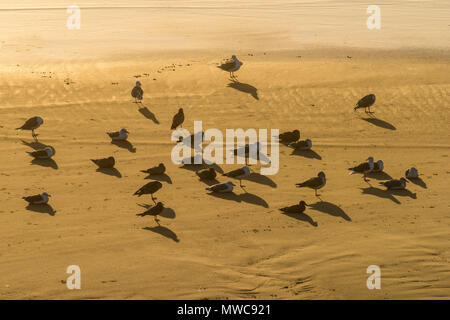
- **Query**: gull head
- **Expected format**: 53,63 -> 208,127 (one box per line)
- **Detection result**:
136,81 -> 141,87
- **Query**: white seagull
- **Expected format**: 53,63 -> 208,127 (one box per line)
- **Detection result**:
23,192 -> 51,205
206,181 -> 235,193
218,55 -> 243,80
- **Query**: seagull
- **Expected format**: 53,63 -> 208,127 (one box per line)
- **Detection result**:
196,167 -> 217,180
131,81 -> 143,103
279,130 -> 300,144
136,202 -> 164,223
23,192 -> 50,205
28,146 -> 55,159
372,160 -> 384,172
279,200 -> 307,214
289,139 -> 312,151
141,163 -> 166,175
380,178 -> 408,190
405,167 -> 419,179
354,94 -> 376,113
218,55 -> 243,80
134,181 -> 163,204
232,142 -> 261,165
223,166 -> 250,188
171,108 -> 184,129
296,172 -> 326,197
178,131 -> 204,149
348,157 -> 374,181
16,116 -> 43,140
206,181 -> 235,193
107,128 -> 129,141
91,156 -> 115,169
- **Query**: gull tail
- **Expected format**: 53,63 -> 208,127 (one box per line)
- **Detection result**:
136,212 -> 146,217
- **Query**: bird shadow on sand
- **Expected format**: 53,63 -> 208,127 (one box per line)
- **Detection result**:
31,158 -> 58,170
361,117 -> 396,130
180,158 -> 224,174
143,225 -> 179,242
138,203 -> 176,219
407,177 -> 427,189
111,140 -> 136,153
290,149 -> 322,160
366,171 -> 393,180
389,189 -> 417,199
307,201 -> 351,221
207,191 -> 269,208
360,186 -> 400,204
227,81 -> 259,100
96,168 -> 122,178
21,139 -> 47,150
243,172 -> 277,188
144,173 -> 172,184
198,178 -> 220,186
26,204 -> 56,216
280,211 -> 318,227
138,106 -> 160,124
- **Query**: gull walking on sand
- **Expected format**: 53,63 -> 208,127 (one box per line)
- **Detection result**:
354,94 -> 376,113
348,157 -> 374,181
218,55 -> 243,80
134,181 -> 163,204
296,172 -> 326,197
136,202 -> 165,223
223,166 -> 251,188
16,116 -> 43,140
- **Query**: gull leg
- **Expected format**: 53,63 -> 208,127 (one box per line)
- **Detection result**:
151,195 -> 157,204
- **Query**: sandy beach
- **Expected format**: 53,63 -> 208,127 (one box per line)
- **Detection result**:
0,1 -> 449,299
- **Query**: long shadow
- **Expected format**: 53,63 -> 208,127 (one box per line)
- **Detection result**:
389,189 -> 417,199
111,140 -> 136,153
138,203 -> 176,219
281,212 -> 318,227
96,168 -> 122,178
407,177 -> 427,189
198,178 -> 220,186
21,139 -> 47,150
26,204 -> 56,216
366,171 -> 393,180
243,172 -> 277,188
360,186 -> 400,204
31,158 -> 58,170
145,173 -> 172,184
143,226 -> 179,242
138,106 -> 160,124
207,191 -> 269,208
227,81 -> 259,100
307,201 -> 351,221
290,149 -> 322,160
361,117 -> 396,130
180,156 -> 224,174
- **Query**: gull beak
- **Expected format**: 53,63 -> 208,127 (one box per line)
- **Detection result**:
48,194 -> 52,197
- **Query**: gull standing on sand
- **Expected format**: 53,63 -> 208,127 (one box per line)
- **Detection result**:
354,94 -> 376,113
134,181 -> 163,204
171,108 -> 184,129
348,157 -> 374,181
223,166 -> 250,188
380,178 -> 408,190
280,200 -> 307,214
136,202 -> 165,223
131,81 -> 143,103
141,163 -> 166,175
107,128 -> 129,141
296,172 -> 326,197
23,192 -> 50,205
218,55 -> 243,80
16,116 -> 43,140
28,146 -> 55,159
91,156 -> 115,169
206,181 -> 235,193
